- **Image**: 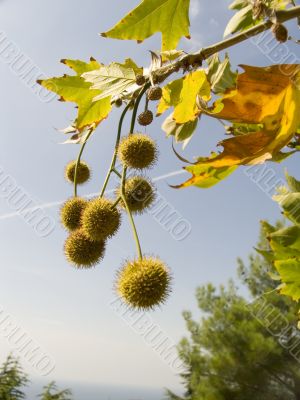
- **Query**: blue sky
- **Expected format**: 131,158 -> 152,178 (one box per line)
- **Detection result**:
0,0 -> 299,394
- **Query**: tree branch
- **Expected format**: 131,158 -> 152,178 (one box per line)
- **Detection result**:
153,6 -> 300,83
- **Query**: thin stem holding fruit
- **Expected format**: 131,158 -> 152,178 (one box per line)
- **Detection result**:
74,128 -> 94,197
119,86 -> 149,260
122,85 -> 149,191
111,196 -> 121,209
123,84 -> 150,187
112,168 -> 122,178
121,193 -> 143,260
102,83 -> 149,198
100,103 -> 131,197
130,83 -> 151,134
130,84 -> 150,134
99,88 -> 147,260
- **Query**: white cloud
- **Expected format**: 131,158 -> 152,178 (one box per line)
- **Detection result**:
210,17 -> 220,28
190,0 -> 201,19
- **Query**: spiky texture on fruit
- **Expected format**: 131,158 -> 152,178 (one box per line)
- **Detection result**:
136,75 -> 146,86
147,86 -> 163,101
137,110 -> 153,126
61,197 -> 88,231
118,133 -> 158,170
81,198 -> 121,241
64,229 -> 105,268
65,160 -> 90,184
272,23 -> 288,43
117,176 -> 155,214
116,257 -> 172,310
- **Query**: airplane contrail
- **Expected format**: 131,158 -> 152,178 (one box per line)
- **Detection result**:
0,169 -> 186,221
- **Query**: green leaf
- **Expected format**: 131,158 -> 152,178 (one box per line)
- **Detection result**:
61,126 -> 92,145
271,0 -> 293,10
38,59 -> 112,131
268,174 -> 300,303
101,0 -> 191,51
285,170 -> 300,192
269,225 -> 300,253
273,192 -> 300,225
229,0 -> 249,10
162,113 -> 198,147
160,49 -> 185,61
121,58 -> 143,75
260,220 -> 277,236
157,70 -> 211,123
172,156 -> 237,189
266,224 -> 300,261
224,5 -> 254,37
83,59 -> 142,101
206,54 -> 237,94
61,58 -> 101,75
255,248 -> 275,264
271,150 -> 297,163
274,259 -> 300,301
225,122 -> 263,136
157,78 -> 184,115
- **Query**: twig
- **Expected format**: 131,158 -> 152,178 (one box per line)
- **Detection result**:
152,6 -> 300,83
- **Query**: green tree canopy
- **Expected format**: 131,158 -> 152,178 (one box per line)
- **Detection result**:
0,355 -> 28,400
167,223 -> 300,400
0,356 -> 72,400
38,382 -> 72,400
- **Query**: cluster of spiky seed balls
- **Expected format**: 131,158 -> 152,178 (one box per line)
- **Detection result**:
62,162 -> 121,268
60,125 -> 172,309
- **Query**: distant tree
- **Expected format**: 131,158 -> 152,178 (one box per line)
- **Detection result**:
38,382 -> 72,400
0,355 -> 28,400
167,223 -> 300,400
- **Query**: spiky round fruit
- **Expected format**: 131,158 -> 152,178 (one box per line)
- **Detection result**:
118,133 -> 158,170
81,198 -> 121,241
136,74 -> 146,86
117,176 -> 155,214
147,86 -> 163,101
272,23 -> 288,43
116,257 -> 172,309
64,229 -> 105,268
137,110 -> 153,126
60,197 -> 88,231
65,161 -> 90,185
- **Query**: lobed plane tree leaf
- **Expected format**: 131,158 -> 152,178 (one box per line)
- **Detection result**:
101,0 -> 191,51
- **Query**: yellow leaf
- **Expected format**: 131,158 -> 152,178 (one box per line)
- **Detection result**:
38,59 -> 112,131
176,64 -> 300,188
172,153 -> 237,188
200,64 -> 300,168
174,71 -> 210,123
157,70 -> 210,123
213,65 -> 295,124
157,79 -> 183,116
174,163 -> 237,189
